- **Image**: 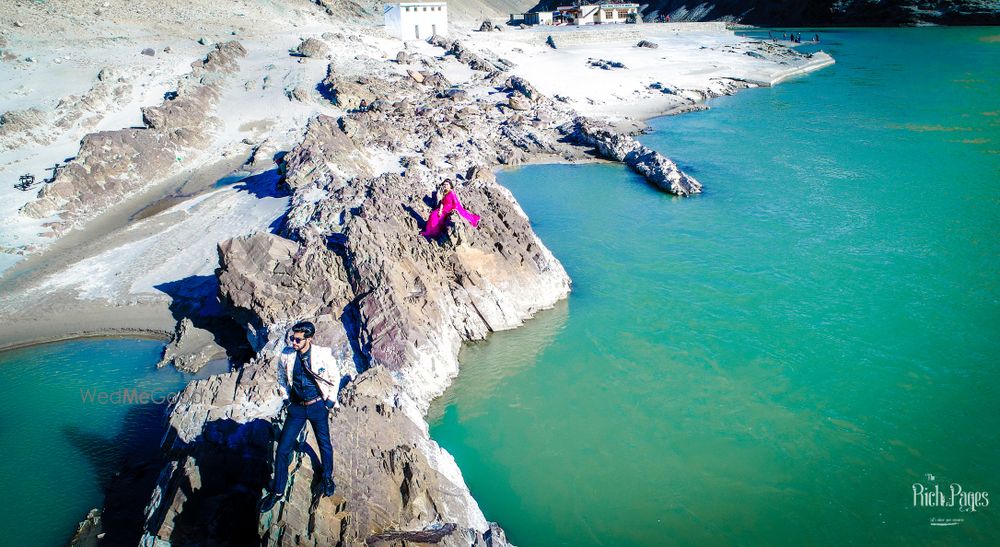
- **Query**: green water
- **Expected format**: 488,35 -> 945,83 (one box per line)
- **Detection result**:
0,339 -> 189,546
429,28 -> 1000,545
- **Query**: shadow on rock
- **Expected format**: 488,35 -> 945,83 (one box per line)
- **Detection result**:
63,402 -> 174,546
149,418 -> 275,546
233,169 -> 288,200
154,275 -> 255,365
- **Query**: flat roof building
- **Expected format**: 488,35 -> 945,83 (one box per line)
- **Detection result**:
384,2 -> 448,41
524,11 -> 554,25
556,3 -> 639,25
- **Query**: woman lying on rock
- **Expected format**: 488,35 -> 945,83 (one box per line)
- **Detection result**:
420,178 -> 480,239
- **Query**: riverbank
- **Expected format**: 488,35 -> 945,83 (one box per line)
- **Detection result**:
0,2 -> 836,544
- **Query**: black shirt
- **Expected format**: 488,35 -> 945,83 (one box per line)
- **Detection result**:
290,348 -> 322,403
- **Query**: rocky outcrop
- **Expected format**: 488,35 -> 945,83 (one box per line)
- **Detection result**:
18,42 -> 247,234
69,508 -> 103,546
142,361 -> 508,546
293,37 -> 330,59
140,59 -> 597,545
503,75 -> 540,102
319,65 -> 379,110
562,117 -> 703,196
0,66 -> 132,152
435,39 -> 501,72
133,31 -> 727,544
217,233 -> 354,351
158,318 -> 223,373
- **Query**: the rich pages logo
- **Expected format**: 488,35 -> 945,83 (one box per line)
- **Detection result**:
913,473 -> 990,527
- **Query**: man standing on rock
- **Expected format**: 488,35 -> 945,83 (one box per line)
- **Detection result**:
259,321 -> 349,512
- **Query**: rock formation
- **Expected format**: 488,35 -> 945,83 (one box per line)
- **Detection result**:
137,53 -> 601,544
53,16 -> 766,544
562,117 -> 703,196
158,318 -> 223,373
0,66 -> 132,152
294,37 -> 330,59
18,42 -> 247,235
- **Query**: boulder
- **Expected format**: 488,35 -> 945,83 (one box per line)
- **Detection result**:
504,75 -> 539,101
508,94 -> 531,111
294,37 -> 329,58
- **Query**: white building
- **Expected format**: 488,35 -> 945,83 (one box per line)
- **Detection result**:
524,11 -> 554,25
555,3 -> 639,25
594,3 -> 639,24
384,2 -> 448,41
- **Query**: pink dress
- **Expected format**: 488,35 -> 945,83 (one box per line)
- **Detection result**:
421,190 -> 480,238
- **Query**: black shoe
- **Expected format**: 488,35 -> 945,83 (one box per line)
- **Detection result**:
322,478 -> 336,497
258,492 -> 282,513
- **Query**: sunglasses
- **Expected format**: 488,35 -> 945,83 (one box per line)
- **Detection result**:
290,336 -> 308,343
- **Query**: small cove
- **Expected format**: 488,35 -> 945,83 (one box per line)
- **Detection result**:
0,338 -> 210,546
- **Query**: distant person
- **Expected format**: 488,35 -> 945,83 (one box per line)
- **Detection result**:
797,32 -> 802,43
814,34 -> 820,43
782,32 -> 788,40
259,321 -> 352,513
358,98 -> 368,112
421,178 -> 480,239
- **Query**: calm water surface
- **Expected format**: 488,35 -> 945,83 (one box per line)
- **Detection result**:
430,28 -> 1000,545
0,339 -> 191,546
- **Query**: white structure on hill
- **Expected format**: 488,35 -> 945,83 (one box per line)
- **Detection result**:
384,2 -> 448,41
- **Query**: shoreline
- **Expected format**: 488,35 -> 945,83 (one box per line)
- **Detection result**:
0,329 -> 172,354
0,8 -> 838,543
0,299 -> 175,352
0,49 -> 836,355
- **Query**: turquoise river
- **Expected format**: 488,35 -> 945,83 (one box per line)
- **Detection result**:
0,339 -> 197,546
1,26 -> 997,547
428,27 -> 1000,545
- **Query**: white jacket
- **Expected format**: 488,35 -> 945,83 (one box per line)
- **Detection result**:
277,344 -> 350,403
